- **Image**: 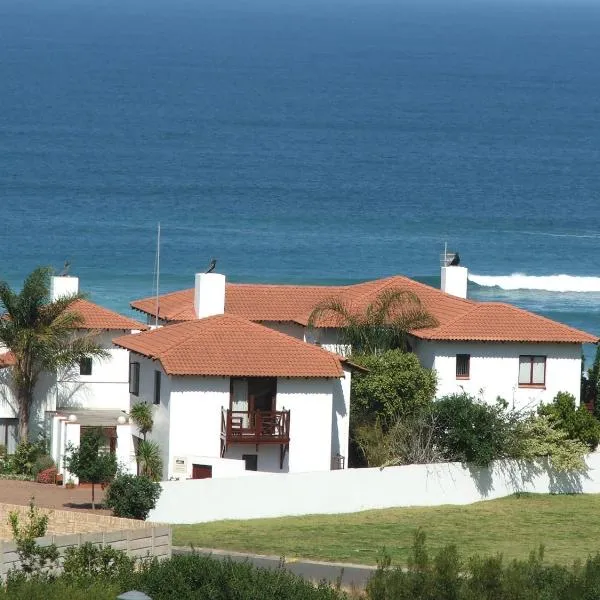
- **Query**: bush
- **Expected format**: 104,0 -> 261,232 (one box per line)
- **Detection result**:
32,455 -> 55,479
351,350 -> 437,424
432,393 -> 514,466
104,474 -> 162,520
36,467 -> 57,484
62,542 -> 135,579
1,553 -> 348,600
538,391 -> 600,450
8,439 -> 48,476
366,530 -> 600,600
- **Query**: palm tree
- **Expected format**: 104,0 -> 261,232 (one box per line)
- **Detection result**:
129,402 -> 153,441
0,267 -> 108,441
307,288 -> 438,355
136,440 -> 163,481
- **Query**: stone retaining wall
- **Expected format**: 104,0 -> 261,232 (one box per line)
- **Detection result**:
0,502 -> 151,539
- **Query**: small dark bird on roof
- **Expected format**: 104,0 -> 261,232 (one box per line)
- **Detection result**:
59,260 -> 71,276
206,258 -> 217,273
449,253 -> 460,266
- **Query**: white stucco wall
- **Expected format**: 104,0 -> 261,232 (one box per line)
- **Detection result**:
261,321 -> 306,340
133,355 -> 171,480
148,452 -> 600,524
55,332 -> 132,412
276,378 -> 333,473
413,340 -> 583,410
331,367 -> 351,465
167,376 -> 230,479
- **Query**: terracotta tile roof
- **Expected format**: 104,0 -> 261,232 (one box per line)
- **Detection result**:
113,314 -> 343,377
131,284 -> 342,323
68,299 -> 146,331
130,276 -> 598,345
414,303 -> 598,344
0,351 -> 15,368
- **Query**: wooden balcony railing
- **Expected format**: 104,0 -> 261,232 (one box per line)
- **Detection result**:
222,409 -> 290,445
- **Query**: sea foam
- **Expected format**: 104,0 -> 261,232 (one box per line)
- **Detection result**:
468,274 -> 600,293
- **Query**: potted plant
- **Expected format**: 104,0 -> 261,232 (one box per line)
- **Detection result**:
65,478 -> 76,489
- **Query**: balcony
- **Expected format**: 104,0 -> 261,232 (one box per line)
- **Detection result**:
221,409 -> 290,445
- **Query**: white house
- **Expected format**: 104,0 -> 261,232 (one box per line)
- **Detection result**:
0,275 -> 146,480
131,264 -> 598,412
114,275 -> 353,480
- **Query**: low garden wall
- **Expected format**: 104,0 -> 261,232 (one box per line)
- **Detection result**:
0,525 -> 172,578
0,502 -> 171,579
148,452 -> 600,524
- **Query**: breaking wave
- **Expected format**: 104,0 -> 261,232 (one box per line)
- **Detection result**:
468,273 -> 600,293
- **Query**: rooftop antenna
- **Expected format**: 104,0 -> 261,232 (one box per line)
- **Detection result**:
153,223 -> 161,328
440,242 -> 459,267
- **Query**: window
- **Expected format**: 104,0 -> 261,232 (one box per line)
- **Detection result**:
456,354 -> 470,379
79,357 -> 92,376
242,454 -> 258,471
129,362 -> 140,395
518,355 -> 546,387
153,370 -> 161,405
0,418 -> 17,454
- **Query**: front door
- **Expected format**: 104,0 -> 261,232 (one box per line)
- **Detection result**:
192,464 -> 213,479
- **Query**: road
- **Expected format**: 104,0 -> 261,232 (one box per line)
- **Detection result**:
173,546 -> 377,589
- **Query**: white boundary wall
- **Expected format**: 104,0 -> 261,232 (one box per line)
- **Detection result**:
148,453 -> 600,524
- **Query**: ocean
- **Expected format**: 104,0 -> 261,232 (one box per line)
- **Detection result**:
1,0 -> 599,359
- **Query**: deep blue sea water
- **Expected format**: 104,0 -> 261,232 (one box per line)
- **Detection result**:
1,0 -> 599,357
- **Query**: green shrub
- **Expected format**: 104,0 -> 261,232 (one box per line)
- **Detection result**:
1,553 -> 348,600
432,394 -> 514,466
104,474 -> 162,520
366,530 -> 600,600
31,455 -> 55,478
62,542 -> 135,579
538,391 -> 600,450
9,439 -> 48,476
351,350 -> 437,424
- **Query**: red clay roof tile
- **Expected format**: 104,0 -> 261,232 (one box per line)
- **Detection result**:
68,299 -> 146,331
113,314 -> 343,377
130,276 -> 598,344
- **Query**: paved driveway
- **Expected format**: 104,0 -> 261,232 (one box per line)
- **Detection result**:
0,480 -> 109,513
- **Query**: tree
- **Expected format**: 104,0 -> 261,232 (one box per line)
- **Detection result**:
583,345 -> 600,416
307,287 -> 438,355
64,427 -> 117,510
9,498 -> 59,574
350,350 -> 437,423
0,267 -> 108,441
432,393 -> 515,466
104,474 -> 162,520
538,391 -> 600,450
136,440 -> 163,481
129,402 -> 153,441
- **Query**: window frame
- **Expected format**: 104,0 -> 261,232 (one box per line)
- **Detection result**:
153,370 -> 161,405
129,362 -> 140,396
0,418 -> 18,454
456,354 -> 471,380
79,357 -> 93,376
518,355 -> 547,388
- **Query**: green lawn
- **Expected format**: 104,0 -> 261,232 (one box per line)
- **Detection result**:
173,493 -> 600,566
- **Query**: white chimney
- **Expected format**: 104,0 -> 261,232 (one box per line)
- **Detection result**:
50,276 -> 79,302
194,273 -> 226,319
440,250 -> 468,299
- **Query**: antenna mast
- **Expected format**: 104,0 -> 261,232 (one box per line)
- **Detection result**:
154,223 -> 161,328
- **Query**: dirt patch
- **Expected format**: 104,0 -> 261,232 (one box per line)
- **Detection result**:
0,480 -> 109,515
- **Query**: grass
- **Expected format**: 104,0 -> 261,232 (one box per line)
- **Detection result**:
173,493 -> 600,566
